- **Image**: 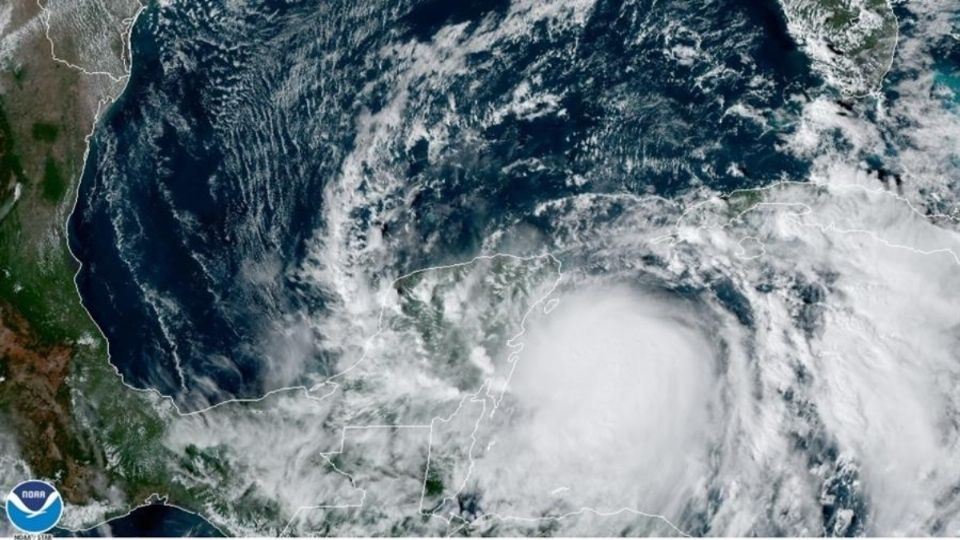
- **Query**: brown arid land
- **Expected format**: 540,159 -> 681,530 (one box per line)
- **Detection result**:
0,0 -> 147,505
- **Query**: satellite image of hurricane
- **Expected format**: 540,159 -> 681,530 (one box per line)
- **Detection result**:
0,0 -> 959,536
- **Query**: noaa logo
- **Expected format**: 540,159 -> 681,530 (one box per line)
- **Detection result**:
5,480 -> 63,534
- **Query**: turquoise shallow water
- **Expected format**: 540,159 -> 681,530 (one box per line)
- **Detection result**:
69,0 -> 817,412
934,67 -> 960,108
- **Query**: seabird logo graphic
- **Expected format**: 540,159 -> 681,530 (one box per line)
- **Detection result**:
5,480 -> 63,534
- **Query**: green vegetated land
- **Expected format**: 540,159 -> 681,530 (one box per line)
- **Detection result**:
0,0 -> 901,534
782,0 -> 898,94
0,32 -> 266,532
0,14 -> 198,523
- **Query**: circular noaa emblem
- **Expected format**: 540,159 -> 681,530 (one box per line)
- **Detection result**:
5,480 -> 63,534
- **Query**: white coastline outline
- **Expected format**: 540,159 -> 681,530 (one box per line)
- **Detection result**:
778,0 -> 899,99
36,0 -> 136,84
39,0 -> 956,537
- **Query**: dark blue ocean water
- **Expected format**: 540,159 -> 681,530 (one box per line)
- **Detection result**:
51,504 -> 223,537
70,0 -> 818,410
